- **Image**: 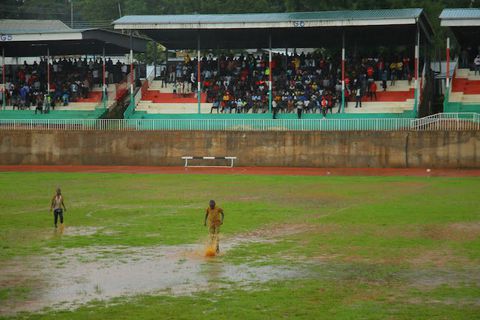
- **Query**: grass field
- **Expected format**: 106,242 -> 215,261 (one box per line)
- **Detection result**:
0,172 -> 479,319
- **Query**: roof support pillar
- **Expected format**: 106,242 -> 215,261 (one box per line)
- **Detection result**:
103,45 -> 107,109
341,30 -> 346,114
153,41 -> 157,79
268,33 -> 272,114
217,45 -> 220,73
165,48 -> 168,85
47,47 -> 50,95
197,32 -> 201,114
414,24 -> 420,117
129,31 -> 134,108
2,47 -> 5,109
446,37 -> 450,89
285,48 -> 288,69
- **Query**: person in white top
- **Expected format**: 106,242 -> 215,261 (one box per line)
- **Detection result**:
474,55 -> 480,75
50,188 -> 67,228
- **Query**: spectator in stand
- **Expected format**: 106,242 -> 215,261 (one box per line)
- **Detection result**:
43,94 -> 50,113
327,91 -> 334,114
62,88 -> 69,106
381,69 -> 388,91
35,95 -> 43,114
474,55 -> 480,76
321,95 -> 328,118
19,84 -> 29,109
152,50 -> 414,117
296,98 -> 303,119
369,81 -> 377,101
390,61 -> 397,86
403,56 -> 410,80
4,58 -> 130,109
355,87 -> 362,108
272,97 -> 279,119
396,60 -> 403,81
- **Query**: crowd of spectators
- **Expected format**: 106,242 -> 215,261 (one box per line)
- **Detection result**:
0,58 -> 130,113
161,51 -> 414,118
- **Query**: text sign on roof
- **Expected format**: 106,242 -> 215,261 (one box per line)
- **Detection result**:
293,21 -> 305,27
0,34 -> 13,41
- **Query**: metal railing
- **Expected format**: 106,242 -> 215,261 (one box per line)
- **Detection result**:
474,113 -> 480,124
411,112 -> 480,131
0,114 -> 478,131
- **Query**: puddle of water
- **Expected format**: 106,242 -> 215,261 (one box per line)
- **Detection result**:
49,225 -> 119,238
0,237 -> 303,316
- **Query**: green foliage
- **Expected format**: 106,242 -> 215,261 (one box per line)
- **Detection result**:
11,0 -> 480,23
7,0 -> 480,59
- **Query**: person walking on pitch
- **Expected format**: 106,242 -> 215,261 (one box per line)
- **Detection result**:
204,200 -> 224,254
50,188 -> 67,228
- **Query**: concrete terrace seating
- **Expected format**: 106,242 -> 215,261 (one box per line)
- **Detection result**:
0,109 -> 106,119
345,100 -> 415,114
345,80 -> 416,114
136,102 -> 213,114
0,86 -> 115,119
142,82 -> 207,103
138,80 -> 211,114
53,84 -> 118,111
135,80 -> 417,116
449,68 -> 480,103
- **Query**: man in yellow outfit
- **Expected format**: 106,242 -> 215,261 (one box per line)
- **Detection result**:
204,200 -> 224,253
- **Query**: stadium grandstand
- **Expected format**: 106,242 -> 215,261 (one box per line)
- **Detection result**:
0,19 -> 148,120
440,8 -> 480,113
113,9 -> 434,120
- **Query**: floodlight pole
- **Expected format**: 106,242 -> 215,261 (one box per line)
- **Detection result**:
446,37 -> 450,89
1,47 -> 4,108
102,45 -> 107,109
197,32 -> 201,114
341,31 -> 346,114
268,34 -> 272,114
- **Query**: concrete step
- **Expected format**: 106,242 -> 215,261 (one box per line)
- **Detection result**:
56,103 -> 99,110
136,102 -> 213,114
344,101 -> 413,114
449,92 -> 464,102
374,79 -> 416,90
461,95 -> 480,103
455,68 -> 480,80
148,81 -> 178,93
91,84 -> 117,92
449,92 -> 480,103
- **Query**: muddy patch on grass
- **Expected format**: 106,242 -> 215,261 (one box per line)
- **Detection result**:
377,222 -> 480,242
0,236 -> 306,316
408,248 -> 474,268
48,225 -> 119,238
230,223 -> 316,240
406,266 -> 480,290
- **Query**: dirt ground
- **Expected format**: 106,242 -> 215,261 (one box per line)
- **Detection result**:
1,165 -> 479,177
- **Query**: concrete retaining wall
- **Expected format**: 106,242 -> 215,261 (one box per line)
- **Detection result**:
0,130 -> 479,168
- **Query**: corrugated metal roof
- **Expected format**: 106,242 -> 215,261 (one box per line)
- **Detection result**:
0,19 -> 75,34
440,8 -> 480,20
114,8 -> 424,25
